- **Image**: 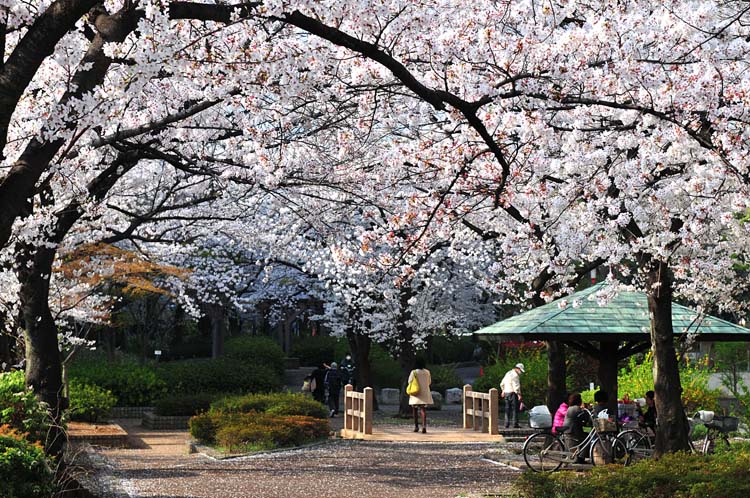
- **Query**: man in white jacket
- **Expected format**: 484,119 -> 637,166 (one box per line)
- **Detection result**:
500,363 -> 525,428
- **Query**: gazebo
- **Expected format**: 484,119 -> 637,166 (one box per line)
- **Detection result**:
473,282 -> 750,416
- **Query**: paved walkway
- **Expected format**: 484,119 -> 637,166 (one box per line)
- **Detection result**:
98,419 -> 522,498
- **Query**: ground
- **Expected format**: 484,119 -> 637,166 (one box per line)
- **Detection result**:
90,411 -> 523,498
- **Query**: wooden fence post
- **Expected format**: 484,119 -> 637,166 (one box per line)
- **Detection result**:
364,387 -> 373,435
489,388 -> 499,435
345,384 -> 353,432
463,384 -> 472,429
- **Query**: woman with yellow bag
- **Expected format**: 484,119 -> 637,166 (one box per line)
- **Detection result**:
407,357 -> 433,433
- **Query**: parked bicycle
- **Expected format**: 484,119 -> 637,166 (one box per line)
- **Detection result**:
523,408 -> 627,472
617,411 -> 738,465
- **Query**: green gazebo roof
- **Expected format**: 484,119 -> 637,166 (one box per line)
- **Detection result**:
474,282 -> 750,341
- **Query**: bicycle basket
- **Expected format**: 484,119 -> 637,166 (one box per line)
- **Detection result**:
708,415 -> 739,434
594,418 -> 618,433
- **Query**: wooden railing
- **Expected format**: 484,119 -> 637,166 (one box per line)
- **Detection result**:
344,384 -> 373,436
463,384 -> 499,435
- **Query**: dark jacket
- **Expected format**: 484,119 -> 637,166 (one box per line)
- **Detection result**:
562,405 -> 588,439
325,368 -> 342,392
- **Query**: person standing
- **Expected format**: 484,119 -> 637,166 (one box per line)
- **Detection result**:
408,357 -> 433,433
639,390 -> 657,431
324,362 -> 342,417
311,363 -> 327,405
500,363 -> 525,428
340,353 -> 356,389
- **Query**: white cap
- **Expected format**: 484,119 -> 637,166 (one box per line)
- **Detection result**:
515,363 -> 525,373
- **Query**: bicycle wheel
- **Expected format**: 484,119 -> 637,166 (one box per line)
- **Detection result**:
523,432 -> 565,472
590,433 -> 628,466
617,430 -> 652,466
701,428 -> 730,455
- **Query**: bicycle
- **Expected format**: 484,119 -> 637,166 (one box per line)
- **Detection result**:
523,409 -> 627,472
617,411 -> 738,465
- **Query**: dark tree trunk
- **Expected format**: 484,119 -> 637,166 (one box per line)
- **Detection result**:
207,304 -> 224,359
597,341 -> 619,419
546,340 -> 567,413
345,329 -> 378,411
644,259 -> 690,455
17,244 -> 66,458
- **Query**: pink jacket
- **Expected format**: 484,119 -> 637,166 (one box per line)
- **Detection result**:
552,402 -> 568,434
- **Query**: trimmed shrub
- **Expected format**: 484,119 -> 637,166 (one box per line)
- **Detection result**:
0,372 -> 51,444
194,412 -> 329,452
68,381 -> 117,422
211,392 -> 328,419
514,445 -> 750,498
154,393 -> 222,416
156,357 -> 281,395
69,356 -> 166,406
427,365 -> 463,395
0,425 -> 54,498
224,336 -> 286,376
290,336 -> 339,367
189,412 -> 217,443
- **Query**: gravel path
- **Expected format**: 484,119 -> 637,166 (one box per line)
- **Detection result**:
103,439 -> 521,498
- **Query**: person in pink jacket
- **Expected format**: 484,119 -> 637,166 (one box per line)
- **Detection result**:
552,397 -> 569,435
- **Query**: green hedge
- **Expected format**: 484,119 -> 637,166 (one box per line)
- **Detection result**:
210,392 -> 328,419
427,365 -> 463,395
515,444 -> 750,497
290,336 -> 339,367
68,356 -> 167,406
370,345 -> 401,389
428,336 -> 476,364
0,372 -> 51,445
154,393 -> 223,416
0,427 -> 54,498
68,381 -> 117,423
224,336 -> 286,376
156,357 -> 281,395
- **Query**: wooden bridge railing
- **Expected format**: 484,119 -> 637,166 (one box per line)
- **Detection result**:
344,384 -> 373,436
462,384 -> 499,435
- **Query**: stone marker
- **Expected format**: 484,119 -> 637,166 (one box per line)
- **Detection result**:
445,387 -> 463,404
380,388 -> 400,405
427,391 -> 443,410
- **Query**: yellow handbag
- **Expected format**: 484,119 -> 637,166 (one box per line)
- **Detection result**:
406,370 -> 420,396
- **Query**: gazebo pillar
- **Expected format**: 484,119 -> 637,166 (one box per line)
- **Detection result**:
597,341 -> 620,419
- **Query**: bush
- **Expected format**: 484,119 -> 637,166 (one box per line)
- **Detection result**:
68,381 -> 117,422
193,411 -> 329,452
211,392 -> 328,419
474,349 -> 549,407
189,412 -> 217,443
617,354 -> 721,412
427,336 -> 476,364
290,336 -> 339,367
0,425 -> 54,498
156,357 -> 282,395
0,372 -> 51,444
370,345 -> 401,389
514,445 -> 750,497
164,336 -> 212,360
427,365 -> 463,395
224,336 -> 286,376
154,393 -> 222,416
69,355 -> 166,406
